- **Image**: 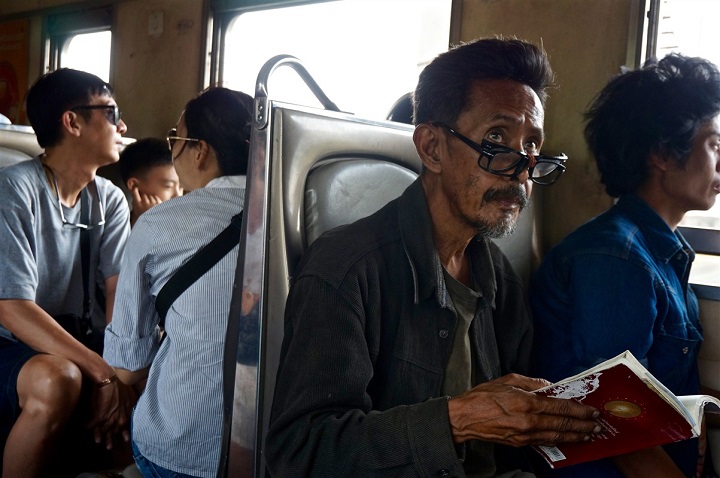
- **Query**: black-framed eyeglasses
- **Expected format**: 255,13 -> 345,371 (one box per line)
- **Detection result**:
432,122 -> 567,186
45,166 -> 106,229
71,104 -> 122,126
166,128 -> 200,151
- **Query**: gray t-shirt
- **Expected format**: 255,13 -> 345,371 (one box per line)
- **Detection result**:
0,156 -> 130,340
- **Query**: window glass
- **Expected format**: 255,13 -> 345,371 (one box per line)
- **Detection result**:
655,0 -> 720,288
221,0 -> 451,120
62,31 -> 111,82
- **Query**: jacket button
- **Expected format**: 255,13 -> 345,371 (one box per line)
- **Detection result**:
439,470 -> 451,477
439,329 -> 449,339
682,347 -> 689,354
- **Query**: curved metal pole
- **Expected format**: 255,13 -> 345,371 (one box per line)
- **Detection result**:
254,54 -> 340,129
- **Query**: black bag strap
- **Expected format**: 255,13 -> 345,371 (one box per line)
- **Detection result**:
155,211 -> 243,327
79,188 -> 93,334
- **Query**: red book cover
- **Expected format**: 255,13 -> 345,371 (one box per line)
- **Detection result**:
532,351 -> 714,469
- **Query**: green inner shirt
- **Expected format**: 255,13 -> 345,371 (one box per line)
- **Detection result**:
442,267 -> 481,397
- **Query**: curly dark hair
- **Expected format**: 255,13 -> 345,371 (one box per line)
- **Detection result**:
584,54 -> 720,197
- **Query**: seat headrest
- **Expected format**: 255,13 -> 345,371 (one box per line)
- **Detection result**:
0,146 -> 31,169
304,158 -> 417,247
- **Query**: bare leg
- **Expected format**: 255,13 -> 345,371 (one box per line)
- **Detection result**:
2,354 -> 82,478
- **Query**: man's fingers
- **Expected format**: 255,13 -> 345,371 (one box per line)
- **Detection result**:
497,373 -> 552,392
536,394 -> 600,420
131,186 -> 142,203
449,376 -> 602,447
505,429 -> 596,447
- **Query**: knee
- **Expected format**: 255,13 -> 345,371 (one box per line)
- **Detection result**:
17,355 -> 83,419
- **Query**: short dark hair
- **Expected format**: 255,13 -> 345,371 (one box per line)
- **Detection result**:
183,86 -> 253,176
584,54 -> 720,197
26,68 -> 113,148
413,37 -> 554,126
386,92 -> 414,125
119,137 -> 173,184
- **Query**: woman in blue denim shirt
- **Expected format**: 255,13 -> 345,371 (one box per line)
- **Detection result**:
531,54 -> 720,478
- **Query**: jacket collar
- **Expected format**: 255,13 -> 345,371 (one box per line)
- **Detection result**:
396,178 -> 497,308
616,195 -> 694,264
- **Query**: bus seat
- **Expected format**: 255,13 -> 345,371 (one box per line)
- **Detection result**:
0,125 -> 42,169
698,301 -> 720,475
0,125 -> 42,155
304,159 -> 417,247
0,146 -> 31,168
221,102 -> 420,476
698,302 -> 720,390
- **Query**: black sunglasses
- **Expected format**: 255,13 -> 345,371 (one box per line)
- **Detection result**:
71,104 -> 122,126
432,122 -> 567,186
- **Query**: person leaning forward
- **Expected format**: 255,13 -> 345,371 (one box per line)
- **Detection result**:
266,37 -> 600,478
0,68 -> 132,478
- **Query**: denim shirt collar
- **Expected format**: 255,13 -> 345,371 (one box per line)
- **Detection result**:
615,194 -> 694,264
396,178 -> 497,308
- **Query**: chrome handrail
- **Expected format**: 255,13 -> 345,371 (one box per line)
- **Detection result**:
253,54 -> 340,129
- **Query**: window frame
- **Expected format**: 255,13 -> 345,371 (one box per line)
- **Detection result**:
206,0 -> 462,90
206,0 -> 333,87
44,5 -> 114,80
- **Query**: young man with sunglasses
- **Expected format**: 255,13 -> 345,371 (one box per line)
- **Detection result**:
266,38 -> 599,477
0,68 -> 131,477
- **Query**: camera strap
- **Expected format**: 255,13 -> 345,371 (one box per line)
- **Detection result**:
79,187 -> 93,335
155,210 -> 244,328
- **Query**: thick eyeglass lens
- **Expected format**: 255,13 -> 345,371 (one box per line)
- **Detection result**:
107,106 -> 120,125
71,105 -> 121,126
532,161 -> 560,177
482,151 -> 526,173
530,161 -> 565,185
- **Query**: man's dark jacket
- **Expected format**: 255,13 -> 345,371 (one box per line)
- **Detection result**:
266,178 -> 533,477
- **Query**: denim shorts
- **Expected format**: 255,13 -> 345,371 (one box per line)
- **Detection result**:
132,439 -> 201,478
0,338 -> 38,444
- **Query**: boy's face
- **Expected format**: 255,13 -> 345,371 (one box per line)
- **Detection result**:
133,164 -> 182,201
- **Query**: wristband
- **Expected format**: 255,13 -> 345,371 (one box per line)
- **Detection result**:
97,374 -> 118,388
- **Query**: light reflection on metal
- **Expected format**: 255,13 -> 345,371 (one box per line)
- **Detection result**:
219,55 -> 341,478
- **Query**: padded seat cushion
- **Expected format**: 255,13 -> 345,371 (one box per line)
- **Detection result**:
0,146 -> 31,169
304,158 -> 417,247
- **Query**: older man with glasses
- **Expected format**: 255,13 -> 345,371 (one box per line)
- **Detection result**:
0,68 -> 132,478
266,38 -> 598,478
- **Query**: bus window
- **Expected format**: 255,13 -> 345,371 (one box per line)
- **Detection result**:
219,0 -> 451,120
652,0 -> 720,290
61,31 -> 111,82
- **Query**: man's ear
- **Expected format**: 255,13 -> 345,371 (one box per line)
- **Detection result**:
413,124 -> 443,174
648,151 -> 672,173
60,111 -> 82,138
126,177 -> 139,191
